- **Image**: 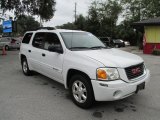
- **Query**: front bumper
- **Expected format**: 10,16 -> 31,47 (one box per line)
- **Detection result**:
91,69 -> 150,101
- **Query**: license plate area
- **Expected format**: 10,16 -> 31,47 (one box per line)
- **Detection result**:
135,82 -> 145,93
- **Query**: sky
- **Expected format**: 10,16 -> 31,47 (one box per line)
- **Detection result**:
2,0 -> 91,26
43,0 -> 91,27
2,0 -> 124,26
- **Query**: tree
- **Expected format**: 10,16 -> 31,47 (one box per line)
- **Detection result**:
75,14 -> 87,30
119,0 -> 160,46
121,0 -> 160,21
57,0 -> 122,38
116,20 -> 137,45
98,0 -> 122,37
56,22 -> 77,30
16,15 -> 40,35
86,1 -> 101,36
84,0 -> 122,37
56,15 -> 88,31
0,0 -> 56,21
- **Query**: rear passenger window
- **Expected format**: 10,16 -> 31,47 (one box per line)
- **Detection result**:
22,33 -> 33,44
32,32 -> 45,49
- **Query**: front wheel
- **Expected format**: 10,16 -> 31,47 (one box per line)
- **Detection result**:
69,74 -> 94,109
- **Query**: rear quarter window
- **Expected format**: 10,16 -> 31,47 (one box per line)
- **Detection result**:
22,33 -> 33,44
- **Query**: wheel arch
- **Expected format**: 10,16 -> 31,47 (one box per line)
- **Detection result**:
66,69 -> 91,89
20,54 -> 26,64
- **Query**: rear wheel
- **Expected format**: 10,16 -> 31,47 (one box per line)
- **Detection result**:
69,74 -> 94,109
21,58 -> 32,76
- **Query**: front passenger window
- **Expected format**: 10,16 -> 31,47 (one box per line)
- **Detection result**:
44,33 -> 61,50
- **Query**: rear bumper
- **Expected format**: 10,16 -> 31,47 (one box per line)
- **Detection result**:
91,69 -> 150,101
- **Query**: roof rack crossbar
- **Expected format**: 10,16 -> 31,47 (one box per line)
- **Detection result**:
36,27 -> 56,30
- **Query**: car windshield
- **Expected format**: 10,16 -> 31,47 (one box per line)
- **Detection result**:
60,32 -> 107,50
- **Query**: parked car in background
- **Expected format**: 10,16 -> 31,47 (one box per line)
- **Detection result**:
0,37 -> 21,50
112,39 -> 125,48
99,37 -> 111,46
124,41 -> 130,46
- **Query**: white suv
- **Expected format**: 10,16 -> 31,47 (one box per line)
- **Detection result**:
19,27 -> 150,108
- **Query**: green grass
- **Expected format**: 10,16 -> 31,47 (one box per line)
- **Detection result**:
152,49 -> 160,56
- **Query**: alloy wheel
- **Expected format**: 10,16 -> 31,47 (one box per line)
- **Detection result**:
72,80 -> 87,103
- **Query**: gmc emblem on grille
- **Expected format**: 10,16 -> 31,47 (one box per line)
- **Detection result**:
131,67 -> 141,74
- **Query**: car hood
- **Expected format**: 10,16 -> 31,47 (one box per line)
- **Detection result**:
75,48 -> 143,68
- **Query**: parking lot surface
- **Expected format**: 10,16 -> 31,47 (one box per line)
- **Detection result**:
0,50 -> 160,120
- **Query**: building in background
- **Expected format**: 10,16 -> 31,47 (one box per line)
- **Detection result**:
134,17 -> 160,54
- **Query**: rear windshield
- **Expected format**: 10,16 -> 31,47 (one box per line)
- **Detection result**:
22,33 -> 33,44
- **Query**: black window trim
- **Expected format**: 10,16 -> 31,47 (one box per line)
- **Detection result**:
22,32 -> 33,44
32,32 -> 63,52
32,32 -> 46,49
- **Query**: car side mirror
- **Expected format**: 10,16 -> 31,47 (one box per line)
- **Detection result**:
48,45 -> 63,54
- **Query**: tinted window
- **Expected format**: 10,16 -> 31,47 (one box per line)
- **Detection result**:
32,32 -> 45,48
22,33 -> 33,44
44,33 -> 61,50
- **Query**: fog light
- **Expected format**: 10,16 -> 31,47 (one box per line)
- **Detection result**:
113,90 -> 122,99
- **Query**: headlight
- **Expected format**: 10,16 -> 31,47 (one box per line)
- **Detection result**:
97,68 -> 120,80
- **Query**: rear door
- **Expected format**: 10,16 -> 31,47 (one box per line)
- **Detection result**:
29,32 -> 46,73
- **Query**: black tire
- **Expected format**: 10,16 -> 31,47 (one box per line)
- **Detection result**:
69,74 -> 94,109
115,44 -> 119,48
5,45 -> 9,51
21,58 -> 32,76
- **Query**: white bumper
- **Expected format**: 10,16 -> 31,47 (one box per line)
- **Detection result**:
91,69 -> 150,101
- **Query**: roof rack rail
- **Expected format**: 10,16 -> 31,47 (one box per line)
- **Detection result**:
36,27 -> 56,30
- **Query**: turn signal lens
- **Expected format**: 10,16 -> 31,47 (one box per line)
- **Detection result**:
97,68 -> 120,80
97,69 -> 107,80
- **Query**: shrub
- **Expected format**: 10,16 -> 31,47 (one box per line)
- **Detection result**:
152,49 -> 160,56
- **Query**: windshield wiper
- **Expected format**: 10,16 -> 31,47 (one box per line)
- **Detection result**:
90,46 -> 108,49
70,47 -> 90,50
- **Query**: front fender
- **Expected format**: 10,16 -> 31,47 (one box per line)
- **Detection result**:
63,51 -> 104,88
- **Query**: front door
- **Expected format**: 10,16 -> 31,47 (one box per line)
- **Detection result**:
40,32 -> 64,82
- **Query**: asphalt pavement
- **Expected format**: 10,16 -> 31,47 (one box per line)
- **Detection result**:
0,50 -> 160,120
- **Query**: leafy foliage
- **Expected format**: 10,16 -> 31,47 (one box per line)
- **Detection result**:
58,0 -> 160,46
57,0 -> 122,38
16,15 -> 40,35
0,0 -> 56,21
2,0 -> 160,46
121,0 -> 160,21
152,49 -> 160,56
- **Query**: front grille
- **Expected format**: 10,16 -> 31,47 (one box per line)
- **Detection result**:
125,63 -> 144,80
